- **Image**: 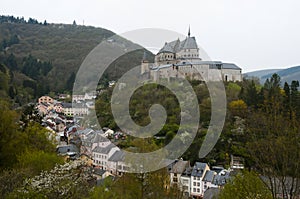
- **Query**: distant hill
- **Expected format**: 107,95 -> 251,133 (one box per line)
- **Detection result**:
244,66 -> 300,85
244,69 -> 283,79
0,15 -> 154,104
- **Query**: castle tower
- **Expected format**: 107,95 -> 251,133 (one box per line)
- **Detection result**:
141,50 -> 150,74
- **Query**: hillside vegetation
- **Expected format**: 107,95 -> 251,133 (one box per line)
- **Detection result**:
0,15 -> 153,105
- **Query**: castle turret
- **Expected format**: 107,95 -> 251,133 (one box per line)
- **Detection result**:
141,50 -> 150,74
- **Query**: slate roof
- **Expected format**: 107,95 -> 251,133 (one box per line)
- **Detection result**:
203,187 -> 220,199
203,170 -> 216,182
222,63 -> 241,70
182,36 -> 198,49
56,144 -> 79,154
108,150 -> 124,162
157,36 -> 198,54
151,61 -> 242,71
93,168 -> 106,176
92,132 -> 109,143
92,143 -> 116,154
212,170 -> 231,186
181,166 -> 193,177
170,160 -> 190,174
191,162 -> 208,177
76,128 -> 94,136
158,40 -> 179,53
61,103 -> 72,108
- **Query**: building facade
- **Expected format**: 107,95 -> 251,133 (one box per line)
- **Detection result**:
141,28 -> 242,82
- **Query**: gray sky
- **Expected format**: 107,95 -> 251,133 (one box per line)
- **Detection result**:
1,0 -> 300,72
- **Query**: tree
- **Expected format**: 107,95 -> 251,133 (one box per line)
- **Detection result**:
66,72 -> 76,91
246,103 -> 300,198
290,80 -> 300,118
219,171 -> 272,199
229,99 -> 247,118
73,20 -> 77,26
5,53 -> 18,70
283,82 -> 291,117
240,80 -> 260,108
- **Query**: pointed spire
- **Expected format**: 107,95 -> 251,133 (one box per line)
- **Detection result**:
188,25 -> 191,37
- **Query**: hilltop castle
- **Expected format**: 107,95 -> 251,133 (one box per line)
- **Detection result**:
141,28 -> 242,82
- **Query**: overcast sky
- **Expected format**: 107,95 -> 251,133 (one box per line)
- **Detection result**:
1,0 -> 300,72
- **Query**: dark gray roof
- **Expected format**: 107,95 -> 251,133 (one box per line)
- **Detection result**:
222,63 -> 241,70
92,132 -> 109,143
170,160 -> 190,174
182,36 -> 198,49
93,168 -> 106,176
62,103 -> 72,108
157,36 -> 198,55
158,40 -> 178,53
203,187 -> 220,199
76,128 -> 94,136
181,166 -> 193,177
151,61 -> 242,72
92,143 -> 116,154
203,170 -> 216,182
191,162 -> 208,177
108,150 -> 124,162
211,166 -> 225,174
56,144 -> 79,154
212,171 -> 231,186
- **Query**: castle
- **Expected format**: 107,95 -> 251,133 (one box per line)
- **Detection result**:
141,28 -> 242,82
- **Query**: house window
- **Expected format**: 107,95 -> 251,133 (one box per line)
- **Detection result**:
193,182 -> 196,186
197,177 -> 200,181
197,188 -> 200,193
197,182 -> 200,186
193,188 -> 196,192
194,176 -> 196,180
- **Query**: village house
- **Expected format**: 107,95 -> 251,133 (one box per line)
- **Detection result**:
92,143 -> 119,170
168,161 -> 231,198
190,162 -> 210,198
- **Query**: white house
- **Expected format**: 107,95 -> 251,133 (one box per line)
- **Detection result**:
190,162 -> 210,198
92,143 -> 119,170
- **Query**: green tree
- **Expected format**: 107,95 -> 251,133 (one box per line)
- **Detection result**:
219,171 -> 272,199
283,82 -> 291,116
290,80 -> 300,118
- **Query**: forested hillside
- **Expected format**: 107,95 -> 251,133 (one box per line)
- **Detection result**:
0,15 -> 153,105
